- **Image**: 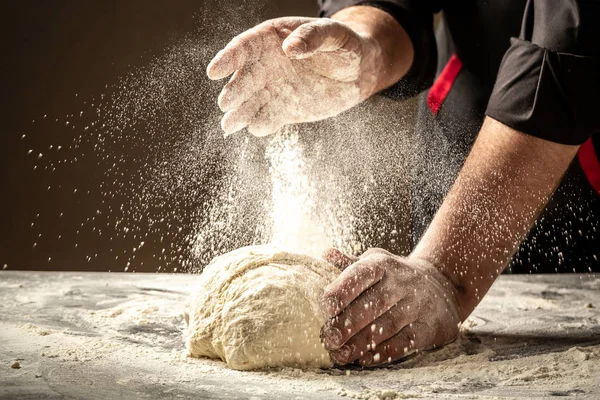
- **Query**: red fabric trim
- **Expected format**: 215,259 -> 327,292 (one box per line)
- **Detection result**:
427,54 -> 463,116
578,139 -> 600,196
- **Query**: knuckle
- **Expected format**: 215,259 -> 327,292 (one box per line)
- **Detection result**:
364,287 -> 386,311
266,17 -> 296,28
342,263 -> 365,283
361,247 -> 383,258
263,17 -> 280,27
321,292 -> 340,315
381,312 -> 402,337
333,313 -> 356,336
361,247 -> 389,258
299,22 -> 319,37
368,259 -> 388,278
239,38 -> 253,54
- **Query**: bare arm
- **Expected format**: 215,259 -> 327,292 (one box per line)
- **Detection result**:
320,1 -> 592,366
321,117 -> 579,366
411,117 -> 580,321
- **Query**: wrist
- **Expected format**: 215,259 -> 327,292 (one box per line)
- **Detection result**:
407,253 -> 470,321
331,5 -> 413,97
358,35 -> 387,99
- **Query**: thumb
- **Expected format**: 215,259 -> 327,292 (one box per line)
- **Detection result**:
282,20 -> 351,59
322,248 -> 359,271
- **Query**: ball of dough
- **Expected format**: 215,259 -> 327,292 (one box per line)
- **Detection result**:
185,245 -> 339,370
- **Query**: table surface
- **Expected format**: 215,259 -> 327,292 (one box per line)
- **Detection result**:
1,271 -> 599,400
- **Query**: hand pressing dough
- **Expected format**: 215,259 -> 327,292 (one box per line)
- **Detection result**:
185,245 -> 339,370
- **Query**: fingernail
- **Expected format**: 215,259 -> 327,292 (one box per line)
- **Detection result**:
279,28 -> 292,37
331,345 -> 352,364
321,296 -> 339,317
321,327 -> 343,350
322,248 -> 341,263
284,38 -> 307,55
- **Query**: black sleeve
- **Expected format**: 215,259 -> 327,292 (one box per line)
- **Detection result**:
319,0 -> 442,100
486,0 -> 600,145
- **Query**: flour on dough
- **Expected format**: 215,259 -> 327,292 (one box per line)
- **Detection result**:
185,245 -> 339,370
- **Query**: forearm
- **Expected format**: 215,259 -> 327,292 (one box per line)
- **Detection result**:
331,6 -> 413,96
410,117 -> 579,321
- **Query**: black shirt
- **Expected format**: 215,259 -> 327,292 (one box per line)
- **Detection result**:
319,0 -> 600,146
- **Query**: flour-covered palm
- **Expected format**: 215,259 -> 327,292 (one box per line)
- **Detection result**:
207,17 -> 382,136
320,248 -> 462,366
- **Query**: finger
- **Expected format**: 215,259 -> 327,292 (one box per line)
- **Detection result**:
218,64 -> 267,112
207,28 -> 264,80
328,302 -> 413,364
359,323 -> 429,367
321,248 -> 358,271
221,89 -> 270,135
360,248 -> 394,259
247,96 -> 286,137
321,281 -> 402,350
269,17 -> 314,36
321,257 -> 386,318
282,20 -> 352,59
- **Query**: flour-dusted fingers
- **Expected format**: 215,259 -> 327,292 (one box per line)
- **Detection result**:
358,322 -> 431,366
246,96 -> 287,137
321,256 -> 386,318
218,63 -> 267,112
321,250 -> 461,367
321,248 -> 358,271
359,247 -> 395,259
322,285 -> 409,351
206,14 -> 388,136
207,25 -> 267,80
322,286 -> 388,350
282,19 -> 357,59
207,17 -> 316,81
329,302 -> 414,364
221,89 -> 270,135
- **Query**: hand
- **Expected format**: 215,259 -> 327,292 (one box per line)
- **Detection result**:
320,248 -> 461,366
206,17 -> 384,136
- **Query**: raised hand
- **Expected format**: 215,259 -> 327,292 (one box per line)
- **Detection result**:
207,17 -> 384,136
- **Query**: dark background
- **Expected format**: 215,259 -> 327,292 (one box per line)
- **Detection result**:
1,1 -> 416,272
